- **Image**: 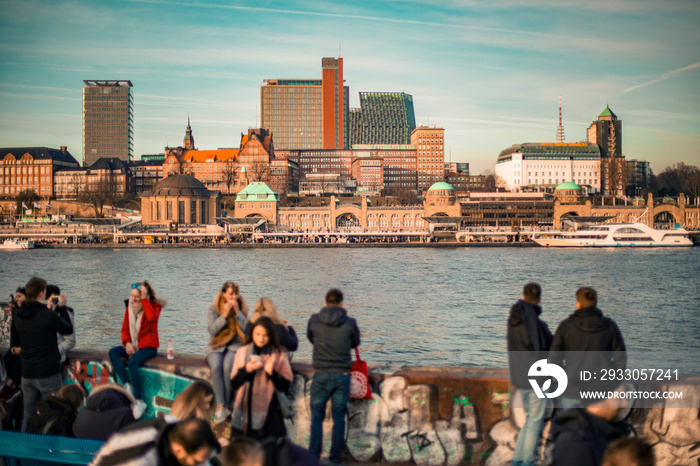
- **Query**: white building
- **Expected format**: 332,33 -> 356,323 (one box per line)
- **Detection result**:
495,142 -> 601,193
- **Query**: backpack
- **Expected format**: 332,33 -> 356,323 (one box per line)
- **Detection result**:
26,398 -> 75,436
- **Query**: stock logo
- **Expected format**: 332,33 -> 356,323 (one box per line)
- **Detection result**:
528,359 -> 568,399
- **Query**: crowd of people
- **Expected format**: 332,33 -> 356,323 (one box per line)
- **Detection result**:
0,279 -> 360,466
0,277 -> 658,466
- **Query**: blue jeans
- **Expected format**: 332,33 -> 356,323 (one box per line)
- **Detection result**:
206,349 -> 236,407
21,374 -> 63,432
512,389 -> 550,466
108,345 -> 157,400
309,372 -> 350,464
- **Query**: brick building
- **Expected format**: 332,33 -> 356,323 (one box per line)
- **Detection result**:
1,146 -> 80,199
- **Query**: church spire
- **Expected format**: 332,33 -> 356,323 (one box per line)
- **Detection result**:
183,115 -> 195,150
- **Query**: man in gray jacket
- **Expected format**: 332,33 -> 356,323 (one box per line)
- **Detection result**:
307,289 -> 361,465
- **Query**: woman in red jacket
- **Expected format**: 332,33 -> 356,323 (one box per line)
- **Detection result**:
108,281 -> 164,419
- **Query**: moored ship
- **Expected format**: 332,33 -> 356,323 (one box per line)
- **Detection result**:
532,223 -> 693,247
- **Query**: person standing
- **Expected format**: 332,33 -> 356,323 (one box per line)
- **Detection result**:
507,283 -> 553,466
13,277 -> 73,432
108,281 -> 164,419
306,289 -> 361,465
205,282 -> 249,424
549,287 -> 626,409
45,284 -> 76,365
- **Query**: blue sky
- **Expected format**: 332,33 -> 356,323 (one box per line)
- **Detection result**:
0,0 -> 698,174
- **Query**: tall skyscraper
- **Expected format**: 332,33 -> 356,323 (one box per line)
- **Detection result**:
351,92 -> 416,145
82,80 -> 133,166
588,106 -> 625,196
261,57 -> 349,150
411,125 -> 445,191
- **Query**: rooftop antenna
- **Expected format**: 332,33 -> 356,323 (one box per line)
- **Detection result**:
556,95 -> 565,143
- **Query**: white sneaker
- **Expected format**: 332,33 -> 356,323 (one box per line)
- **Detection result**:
132,400 -> 147,419
214,408 -> 231,424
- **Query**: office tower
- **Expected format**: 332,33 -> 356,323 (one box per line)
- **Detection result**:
261,57 -> 349,150
411,126 -> 445,191
82,80 -> 133,166
355,92 -> 416,145
588,106 -> 625,196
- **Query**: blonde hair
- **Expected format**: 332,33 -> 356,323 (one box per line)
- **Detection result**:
249,297 -> 284,325
170,381 -> 215,421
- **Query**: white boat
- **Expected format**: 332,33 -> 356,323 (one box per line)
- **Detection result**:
532,223 -> 693,247
0,239 -> 35,249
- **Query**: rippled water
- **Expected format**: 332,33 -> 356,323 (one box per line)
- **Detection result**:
2,247 -> 699,368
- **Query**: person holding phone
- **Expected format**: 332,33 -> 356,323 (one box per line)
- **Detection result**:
206,282 -> 249,424
45,284 -> 75,365
229,316 -> 293,441
108,281 -> 164,419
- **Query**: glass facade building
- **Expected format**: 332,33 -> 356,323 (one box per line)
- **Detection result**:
350,92 -> 416,146
82,80 -> 133,166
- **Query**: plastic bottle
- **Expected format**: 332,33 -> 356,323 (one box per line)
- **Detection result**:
167,339 -> 174,360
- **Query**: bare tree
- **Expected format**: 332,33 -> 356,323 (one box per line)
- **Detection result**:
248,162 -> 269,182
220,159 -> 236,194
80,176 -> 117,217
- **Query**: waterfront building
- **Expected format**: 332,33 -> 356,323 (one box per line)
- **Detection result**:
445,173 -> 487,192
82,80 -> 133,166
587,106 -> 625,196
350,92 -> 416,145
128,160 -> 164,195
1,146 -> 80,198
299,173 -> 355,196
459,191 -> 555,228
54,157 -> 130,199
260,57 -> 349,150
140,174 -> 220,225
269,154 -> 299,196
625,159 -> 651,196
495,142 -> 601,193
411,126 -> 446,191
444,162 -> 470,175
352,145 -> 417,193
162,125 -> 272,195
351,157 -> 384,194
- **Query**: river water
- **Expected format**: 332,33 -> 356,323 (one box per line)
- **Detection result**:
1,247 -> 699,369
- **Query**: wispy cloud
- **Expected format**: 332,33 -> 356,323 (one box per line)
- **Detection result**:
621,61 -> 700,94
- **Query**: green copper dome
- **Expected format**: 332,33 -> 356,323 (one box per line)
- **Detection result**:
555,181 -> 581,191
427,182 -> 454,191
235,182 -> 279,202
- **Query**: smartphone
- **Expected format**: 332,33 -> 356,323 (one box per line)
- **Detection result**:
249,355 -> 262,365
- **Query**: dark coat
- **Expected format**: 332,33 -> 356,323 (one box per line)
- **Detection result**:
26,395 -> 77,436
306,306 -> 360,373
549,307 -> 626,397
550,408 -> 630,466
507,299 -> 553,389
73,385 -> 136,441
14,300 -> 73,378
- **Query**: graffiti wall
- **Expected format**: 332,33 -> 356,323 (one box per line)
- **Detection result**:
61,352 -> 700,466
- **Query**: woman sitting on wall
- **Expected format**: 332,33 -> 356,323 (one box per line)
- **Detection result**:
245,297 -> 298,353
206,282 -> 249,424
230,316 -> 293,441
108,281 -> 165,419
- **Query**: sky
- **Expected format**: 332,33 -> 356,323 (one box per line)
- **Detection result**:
0,0 -> 698,174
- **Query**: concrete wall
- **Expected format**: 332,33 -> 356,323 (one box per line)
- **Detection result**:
62,351 -> 700,466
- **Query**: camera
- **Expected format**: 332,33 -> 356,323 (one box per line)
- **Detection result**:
51,297 -> 59,305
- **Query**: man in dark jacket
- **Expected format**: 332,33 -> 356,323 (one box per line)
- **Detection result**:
73,384 -> 137,441
306,288 -> 361,465
551,386 -> 631,466
13,277 -> 73,432
549,287 -> 626,409
507,283 -> 553,466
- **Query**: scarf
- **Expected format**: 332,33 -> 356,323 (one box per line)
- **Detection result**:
209,296 -> 248,350
128,298 -> 143,351
230,344 -> 293,433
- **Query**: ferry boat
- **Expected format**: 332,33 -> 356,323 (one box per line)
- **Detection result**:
0,239 -> 35,249
532,223 -> 693,247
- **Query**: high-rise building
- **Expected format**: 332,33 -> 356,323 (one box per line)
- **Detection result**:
349,92 -> 416,146
587,106 -> 625,196
411,126 -> 445,191
260,57 -> 349,150
82,80 -> 133,166
625,159 -> 650,196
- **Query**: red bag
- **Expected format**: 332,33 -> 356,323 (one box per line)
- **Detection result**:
349,348 -> 372,400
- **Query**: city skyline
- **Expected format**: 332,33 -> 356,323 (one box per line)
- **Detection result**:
0,0 -> 698,174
